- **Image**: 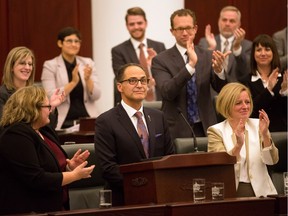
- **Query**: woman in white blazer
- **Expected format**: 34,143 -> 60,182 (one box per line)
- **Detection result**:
208,82 -> 278,197
41,27 -> 101,130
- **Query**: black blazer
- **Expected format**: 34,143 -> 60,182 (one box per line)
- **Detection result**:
94,104 -> 174,205
240,74 -> 287,132
0,123 -> 67,214
151,45 -> 227,140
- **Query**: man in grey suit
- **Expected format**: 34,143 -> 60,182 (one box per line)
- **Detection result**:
94,63 -> 174,206
151,9 -> 228,140
273,27 -> 287,72
112,7 -> 166,105
198,6 -> 252,82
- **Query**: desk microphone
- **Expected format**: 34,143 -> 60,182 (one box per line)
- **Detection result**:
177,107 -> 198,152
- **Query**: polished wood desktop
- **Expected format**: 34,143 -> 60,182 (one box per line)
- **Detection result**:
166,197 -> 275,216
46,197 -> 279,216
48,204 -> 166,216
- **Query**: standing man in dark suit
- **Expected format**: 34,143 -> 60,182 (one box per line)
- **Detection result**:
112,7 -> 166,105
272,27 -> 287,72
94,63 -> 174,206
151,9 -> 228,140
198,6 -> 252,82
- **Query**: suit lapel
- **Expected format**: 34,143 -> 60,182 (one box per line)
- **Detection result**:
117,105 -> 147,158
125,40 -> 139,63
170,45 -> 185,75
56,55 -> 70,84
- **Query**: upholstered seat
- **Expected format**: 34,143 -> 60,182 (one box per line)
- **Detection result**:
62,143 -> 105,209
143,101 -> 162,110
268,132 -> 288,195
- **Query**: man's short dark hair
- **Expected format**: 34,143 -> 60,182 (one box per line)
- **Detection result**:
116,63 -> 145,82
170,9 -> 197,29
125,7 -> 147,23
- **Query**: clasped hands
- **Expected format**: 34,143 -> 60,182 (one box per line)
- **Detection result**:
185,35 -> 231,73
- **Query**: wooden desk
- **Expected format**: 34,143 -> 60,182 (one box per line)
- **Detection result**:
120,152 -> 236,205
166,197 -> 275,216
47,197 -> 276,216
268,195 -> 287,216
47,204 -> 166,216
57,131 -> 94,145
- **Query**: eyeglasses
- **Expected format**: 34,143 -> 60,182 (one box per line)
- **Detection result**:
120,77 -> 150,85
173,26 -> 195,34
17,61 -> 33,67
63,39 -> 82,44
40,105 -> 52,111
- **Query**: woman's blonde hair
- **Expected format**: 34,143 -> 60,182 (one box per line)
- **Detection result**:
2,46 -> 36,90
0,86 -> 46,127
216,82 -> 253,119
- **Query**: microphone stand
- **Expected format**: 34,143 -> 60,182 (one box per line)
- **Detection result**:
177,107 -> 198,152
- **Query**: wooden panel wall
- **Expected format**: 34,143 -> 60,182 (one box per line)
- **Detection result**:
0,0 -> 92,82
0,0 -> 286,82
185,0 -> 287,44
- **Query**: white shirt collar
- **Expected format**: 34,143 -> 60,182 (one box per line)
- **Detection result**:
220,35 -> 234,44
130,38 -> 148,50
175,43 -> 188,59
121,100 -> 144,118
251,71 -> 262,82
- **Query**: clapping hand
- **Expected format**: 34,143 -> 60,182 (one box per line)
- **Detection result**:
50,88 -> 65,108
147,48 -> 157,67
234,118 -> 245,147
205,24 -> 217,50
71,64 -> 80,84
66,149 -> 90,171
280,70 -> 288,93
233,28 -> 246,50
84,64 -> 92,81
259,109 -> 270,137
267,68 -> 279,92
212,50 -> 231,73
186,36 -> 198,68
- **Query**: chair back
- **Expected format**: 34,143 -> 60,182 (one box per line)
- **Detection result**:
174,137 -> 208,154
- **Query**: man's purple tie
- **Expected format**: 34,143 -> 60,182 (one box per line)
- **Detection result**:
134,111 -> 149,158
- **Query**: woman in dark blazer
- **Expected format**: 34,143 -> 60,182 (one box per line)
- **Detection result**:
0,86 -> 94,215
240,34 -> 287,132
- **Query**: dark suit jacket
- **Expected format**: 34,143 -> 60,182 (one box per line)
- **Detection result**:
0,84 -> 14,120
111,39 -> 166,104
151,45 -> 227,140
94,104 -> 174,205
198,35 -> 252,82
0,123 -> 67,215
240,74 -> 287,132
273,27 -> 287,72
